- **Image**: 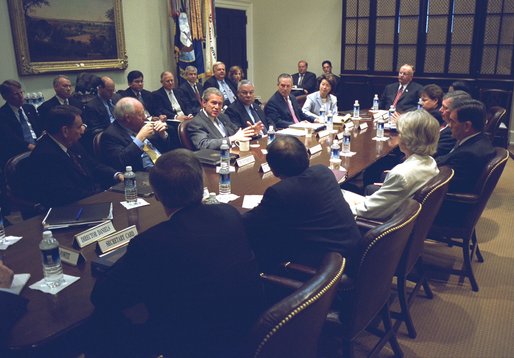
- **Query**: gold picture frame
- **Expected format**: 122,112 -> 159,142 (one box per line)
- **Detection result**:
7,0 -> 128,75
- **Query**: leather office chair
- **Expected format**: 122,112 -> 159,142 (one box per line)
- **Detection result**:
177,119 -> 195,150
92,131 -> 103,158
247,252 -> 345,358
484,106 -> 506,143
355,167 -> 454,339
336,199 -> 420,357
428,148 -> 509,292
4,152 -> 45,220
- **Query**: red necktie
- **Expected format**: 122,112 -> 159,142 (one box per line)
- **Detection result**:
392,86 -> 404,107
285,97 -> 300,123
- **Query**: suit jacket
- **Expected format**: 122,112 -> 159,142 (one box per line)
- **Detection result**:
264,91 -> 312,129
151,87 -> 188,118
0,103 -> 41,167
187,111 -> 239,150
225,99 -> 268,135
179,81 -> 203,116
82,94 -> 121,134
435,132 -> 495,193
91,203 -> 263,357
292,71 -> 317,94
37,96 -> 83,129
29,134 -> 117,207
380,81 -> 423,113
351,154 -> 439,220
117,88 -> 157,116
434,125 -> 456,158
100,121 -> 172,172
302,91 -> 338,120
203,77 -> 237,105
243,165 -> 361,273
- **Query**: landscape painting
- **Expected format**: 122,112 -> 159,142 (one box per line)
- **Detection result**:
8,0 -> 127,75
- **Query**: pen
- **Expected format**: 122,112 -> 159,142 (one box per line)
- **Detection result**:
75,208 -> 83,220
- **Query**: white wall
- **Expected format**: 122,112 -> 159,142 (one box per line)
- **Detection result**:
0,0 -> 173,105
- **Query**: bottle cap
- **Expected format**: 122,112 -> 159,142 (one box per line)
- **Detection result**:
43,230 -> 53,239
354,100 -> 359,105
125,166 -> 132,172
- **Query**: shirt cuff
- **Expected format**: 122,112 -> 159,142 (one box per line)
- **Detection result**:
133,137 -> 144,149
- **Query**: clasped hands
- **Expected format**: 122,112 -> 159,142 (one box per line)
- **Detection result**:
136,120 -> 168,142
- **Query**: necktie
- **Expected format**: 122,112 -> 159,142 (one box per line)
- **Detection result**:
18,108 -> 35,144
249,105 -> 260,124
168,91 -> 184,116
193,84 -> 202,105
64,99 -> 69,105
68,151 -> 88,177
106,100 -> 115,123
285,97 -> 300,123
298,74 -> 303,87
392,86 -> 404,107
137,92 -> 144,104
221,81 -> 236,103
143,142 -> 160,164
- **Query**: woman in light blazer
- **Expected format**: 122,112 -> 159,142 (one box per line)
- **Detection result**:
302,73 -> 338,121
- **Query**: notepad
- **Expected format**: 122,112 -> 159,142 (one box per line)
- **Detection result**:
42,202 -> 113,230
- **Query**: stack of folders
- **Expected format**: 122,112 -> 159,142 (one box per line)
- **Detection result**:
42,202 -> 113,230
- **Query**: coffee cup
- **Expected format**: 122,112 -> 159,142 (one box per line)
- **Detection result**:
329,158 -> 342,170
235,138 -> 250,151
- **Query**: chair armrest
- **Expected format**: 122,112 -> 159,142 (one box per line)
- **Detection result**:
355,216 -> 384,231
259,273 -> 303,290
282,261 -> 317,275
445,192 -> 480,204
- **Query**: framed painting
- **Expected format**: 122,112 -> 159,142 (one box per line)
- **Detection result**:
7,0 -> 128,75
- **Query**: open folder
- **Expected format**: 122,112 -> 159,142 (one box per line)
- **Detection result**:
42,202 -> 113,230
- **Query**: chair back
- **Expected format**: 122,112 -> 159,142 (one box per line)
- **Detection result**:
177,119 -> 195,150
484,106 -> 506,142
247,252 -> 345,358
92,131 -> 103,158
339,199 -> 421,338
400,166 -> 454,273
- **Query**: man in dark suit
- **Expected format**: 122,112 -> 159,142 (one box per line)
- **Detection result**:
243,135 -> 361,274
225,80 -> 268,136
187,88 -> 261,150
117,70 -> 158,117
380,64 -> 423,113
0,80 -> 42,168
436,99 -> 495,193
291,60 -> 317,95
101,97 -> 172,172
265,73 -> 313,129
29,106 -> 122,207
179,65 -> 203,116
90,149 -> 263,357
82,76 -> 121,134
203,61 -> 237,106
37,75 -> 83,129
152,71 -> 192,120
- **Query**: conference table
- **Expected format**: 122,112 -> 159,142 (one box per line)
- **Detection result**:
2,112 -> 399,353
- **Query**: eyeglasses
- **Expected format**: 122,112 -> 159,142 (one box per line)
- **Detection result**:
240,91 -> 255,95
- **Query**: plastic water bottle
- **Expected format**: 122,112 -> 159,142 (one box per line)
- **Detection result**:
37,92 -> 45,107
124,166 -> 137,204
220,139 -> 230,166
372,94 -> 379,111
417,98 -> 423,110
342,129 -> 351,153
203,193 -> 220,205
319,107 -> 326,123
388,105 -> 395,121
377,118 -> 385,139
330,139 -> 340,159
219,140 -> 231,195
39,230 -> 64,288
326,113 -> 333,131
353,100 -> 360,118
268,125 -> 275,143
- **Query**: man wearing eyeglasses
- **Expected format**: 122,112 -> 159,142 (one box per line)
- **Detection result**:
380,64 -> 423,113
30,105 -> 122,207
225,80 -> 268,136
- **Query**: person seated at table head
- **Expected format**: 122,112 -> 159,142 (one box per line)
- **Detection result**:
0,261 -> 14,288
291,60 -> 317,95
380,64 -> 423,113
264,73 -> 314,129
348,110 -> 440,220
435,90 -> 472,157
38,75 -> 83,128
0,80 -> 42,168
152,71 -> 191,120
243,135 -> 361,274
179,65 -> 203,116
225,80 -> 268,136
420,84 -> 444,125
90,149 -> 263,358
187,87 -> 261,150
30,106 -> 122,207
302,73 -> 338,122
203,61 -> 237,106
117,70 -> 156,116
228,65 -> 244,86
100,97 -> 171,172
436,99 -> 495,193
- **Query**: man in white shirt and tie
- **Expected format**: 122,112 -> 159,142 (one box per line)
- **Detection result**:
203,62 -> 237,106
152,71 -> 192,120
380,64 -> 423,113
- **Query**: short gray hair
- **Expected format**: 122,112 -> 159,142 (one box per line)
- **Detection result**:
397,109 -> 440,156
202,87 -> 223,101
443,90 -> 471,110
113,97 -> 137,120
237,79 -> 254,91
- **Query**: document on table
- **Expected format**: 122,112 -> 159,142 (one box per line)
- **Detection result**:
0,274 -> 30,295
242,195 -> 263,209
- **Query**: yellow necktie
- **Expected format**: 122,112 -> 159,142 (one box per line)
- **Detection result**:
143,143 -> 160,163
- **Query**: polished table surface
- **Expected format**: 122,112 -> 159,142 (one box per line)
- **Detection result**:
3,115 -> 398,351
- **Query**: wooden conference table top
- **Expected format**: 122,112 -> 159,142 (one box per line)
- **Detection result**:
3,113 -> 398,351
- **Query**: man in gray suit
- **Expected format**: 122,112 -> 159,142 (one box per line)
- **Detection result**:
187,88 -> 262,150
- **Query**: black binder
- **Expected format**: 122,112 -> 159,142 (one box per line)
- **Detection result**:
42,202 -> 113,229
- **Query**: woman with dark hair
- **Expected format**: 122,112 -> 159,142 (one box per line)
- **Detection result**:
302,73 -> 338,121
420,83 -> 444,125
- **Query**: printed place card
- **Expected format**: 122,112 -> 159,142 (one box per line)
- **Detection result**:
97,225 -> 138,254
308,144 -> 323,155
236,155 -> 256,167
74,221 -> 116,248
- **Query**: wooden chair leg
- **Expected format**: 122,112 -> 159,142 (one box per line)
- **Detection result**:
415,259 -> 433,299
462,236 -> 479,292
382,305 -> 404,358
471,230 -> 484,263
397,274 -> 417,338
